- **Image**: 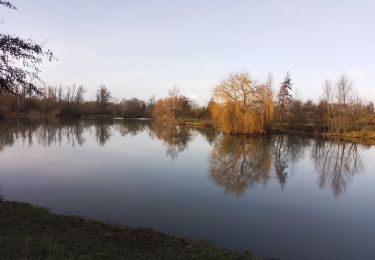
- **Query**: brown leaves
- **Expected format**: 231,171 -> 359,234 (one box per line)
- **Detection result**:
211,73 -> 274,134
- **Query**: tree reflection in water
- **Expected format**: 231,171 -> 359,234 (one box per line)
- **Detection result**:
115,119 -> 148,137
311,138 -> 365,196
94,120 -> 112,146
209,135 -> 272,196
194,127 -> 220,145
150,122 -> 193,160
0,119 -> 196,158
208,134 -> 363,196
272,135 -> 310,189
0,118 -> 367,196
0,118 -> 87,150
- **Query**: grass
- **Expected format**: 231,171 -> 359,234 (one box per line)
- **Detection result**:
177,118 -> 215,129
0,200 -> 261,260
176,118 -> 375,146
180,119 -> 375,145
321,130 -> 375,145
273,123 -> 375,143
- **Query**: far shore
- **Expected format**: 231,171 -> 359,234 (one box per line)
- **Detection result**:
179,118 -> 375,145
1,115 -> 375,145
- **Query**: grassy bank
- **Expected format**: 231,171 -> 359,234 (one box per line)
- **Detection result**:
321,130 -> 375,145
178,118 -> 375,145
0,200 -> 260,259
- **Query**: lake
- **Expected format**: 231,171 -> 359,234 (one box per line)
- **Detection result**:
0,118 -> 374,260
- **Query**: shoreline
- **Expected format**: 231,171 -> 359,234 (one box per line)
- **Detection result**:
180,119 -> 375,145
2,115 -> 375,145
0,200 -> 261,259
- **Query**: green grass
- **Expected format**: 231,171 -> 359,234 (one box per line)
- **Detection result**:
0,200 -> 260,259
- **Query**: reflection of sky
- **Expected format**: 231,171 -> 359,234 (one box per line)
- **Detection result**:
2,0 -> 374,103
0,120 -> 374,260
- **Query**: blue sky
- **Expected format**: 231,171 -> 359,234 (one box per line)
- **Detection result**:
2,0 -> 374,104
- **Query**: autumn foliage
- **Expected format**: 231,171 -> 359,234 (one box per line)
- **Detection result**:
209,73 -> 274,134
152,93 -> 193,123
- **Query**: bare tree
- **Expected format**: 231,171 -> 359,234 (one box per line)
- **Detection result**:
322,79 -> 335,132
0,1 -> 53,95
336,75 -> 354,132
96,85 -> 111,109
74,85 -> 86,104
320,74 -> 371,133
168,85 -> 180,121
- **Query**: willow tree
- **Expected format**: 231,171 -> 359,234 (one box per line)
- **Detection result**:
210,72 -> 274,134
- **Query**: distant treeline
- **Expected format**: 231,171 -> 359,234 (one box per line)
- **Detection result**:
1,72 -> 374,136
0,85 -> 150,118
0,84 -> 207,119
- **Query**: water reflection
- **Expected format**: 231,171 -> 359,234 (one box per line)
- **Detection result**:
115,119 -> 149,136
272,135 -> 310,189
208,134 -> 365,196
209,135 -> 272,196
0,118 -> 205,159
94,120 -> 112,146
150,122 -> 193,160
194,127 -> 219,145
0,118 -> 367,196
311,139 -> 365,196
0,118 -> 87,149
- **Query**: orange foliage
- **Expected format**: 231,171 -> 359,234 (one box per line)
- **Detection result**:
152,98 -> 174,123
210,73 -> 274,134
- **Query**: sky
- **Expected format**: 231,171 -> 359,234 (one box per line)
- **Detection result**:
1,0 -> 374,104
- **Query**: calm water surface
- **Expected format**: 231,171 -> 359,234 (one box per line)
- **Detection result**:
0,118 -> 374,260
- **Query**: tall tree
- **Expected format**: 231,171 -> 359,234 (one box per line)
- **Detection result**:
96,85 -> 111,108
277,72 -> 293,128
168,85 -> 180,121
0,1 -> 53,95
211,72 -> 274,134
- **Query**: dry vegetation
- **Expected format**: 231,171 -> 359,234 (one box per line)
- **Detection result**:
207,72 -> 374,138
209,73 -> 274,134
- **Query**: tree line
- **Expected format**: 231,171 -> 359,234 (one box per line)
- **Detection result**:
207,72 -> 374,135
1,72 -> 374,137
0,84 -> 210,119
